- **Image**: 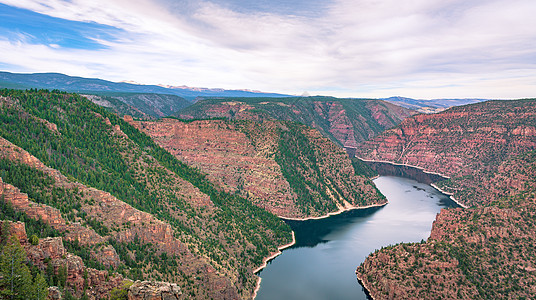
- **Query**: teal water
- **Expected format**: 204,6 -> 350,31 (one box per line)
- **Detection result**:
255,176 -> 457,299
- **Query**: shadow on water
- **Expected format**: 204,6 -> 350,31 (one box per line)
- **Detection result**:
284,206 -> 384,248
286,160 -> 456,249
360,159 -> 448,184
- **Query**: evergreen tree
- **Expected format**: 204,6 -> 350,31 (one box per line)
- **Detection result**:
32,272 -> 48,300
0,236 -> 33,299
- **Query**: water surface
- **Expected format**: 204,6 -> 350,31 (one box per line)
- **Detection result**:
255,176 -> 457,300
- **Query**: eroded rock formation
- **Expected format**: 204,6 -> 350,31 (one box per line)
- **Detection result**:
130,118 -> 385,218
355,100 -> 536,299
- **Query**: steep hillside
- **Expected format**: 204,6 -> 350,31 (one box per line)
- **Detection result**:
357,151 -> 536,299
176,97 -> 416,149
83,92 -> 191,118
0,89 -> 292,299
357,99 -> 536,207
355,99 -> 536,299
83,93 -> 154,120
129,117 -> 386,219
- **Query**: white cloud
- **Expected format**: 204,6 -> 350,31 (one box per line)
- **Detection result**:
1,0 -> 535,98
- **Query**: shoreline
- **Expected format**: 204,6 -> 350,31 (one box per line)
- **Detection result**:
430,183 -> 468,209
357,157 -> 469,209
355,273 -> 376,300
278,202 -> 388,221
252,164 -> 462,299
252,231 -> 296,299
356,157 -> 450,179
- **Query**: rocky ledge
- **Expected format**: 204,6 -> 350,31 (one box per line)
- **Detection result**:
128,280 -> 181,300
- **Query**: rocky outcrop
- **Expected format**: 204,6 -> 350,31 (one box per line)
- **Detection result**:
2,220 -> 129,300
47,286 -> 62,300
127,281 -> 181,300
0,175 -> 119,268
4,220 -> 28,243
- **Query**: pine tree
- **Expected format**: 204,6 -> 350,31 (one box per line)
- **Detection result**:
33,272 -> 48,300
0,236 -> 33,299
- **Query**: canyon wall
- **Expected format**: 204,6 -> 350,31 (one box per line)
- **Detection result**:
131,118 -> 386,219
355,100 -> 536,299
176,97 -> 416,149
357,99 -> 536,207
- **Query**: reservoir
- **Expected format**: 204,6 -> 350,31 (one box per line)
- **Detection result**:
255,176 -> 458,299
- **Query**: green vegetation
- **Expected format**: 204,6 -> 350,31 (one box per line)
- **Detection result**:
0,88 -> 292,297
0,234 -> 48,300
87,92 -> 191,118
351,157 -> 379,178
177,96 -> 412,146
109,281 -> 133,300
0,199 -> 60,240
275,122 -> 337,214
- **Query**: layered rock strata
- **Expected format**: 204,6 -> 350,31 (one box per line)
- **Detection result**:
0,136 -> 238,299
355,100 -> 536,299
357,99 -> 536,207
176,97 -> 416,148
130,118 -> 386,218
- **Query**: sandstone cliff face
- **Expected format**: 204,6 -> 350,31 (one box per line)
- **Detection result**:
0,135 -> 183,256
132,118 -> 385,218
0,175 -> 119,268
355,101 -> 536,299
176,97 -> 416,149
133,118 -> 298,217
357,99 -> 536,207
1,220 -> 128,300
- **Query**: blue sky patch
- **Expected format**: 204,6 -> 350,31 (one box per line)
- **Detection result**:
0,3 -> 123,50
209,0 -> 328,17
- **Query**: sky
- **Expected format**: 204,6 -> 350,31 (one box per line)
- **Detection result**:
0,0 -> 535,99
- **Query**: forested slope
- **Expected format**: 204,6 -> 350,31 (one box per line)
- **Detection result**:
131,118 -> 386,218
0,89 -> 292,299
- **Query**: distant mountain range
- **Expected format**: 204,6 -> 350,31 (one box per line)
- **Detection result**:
382,96 -> 490,113
0,71 -> 289,100
0,71 -> 495,117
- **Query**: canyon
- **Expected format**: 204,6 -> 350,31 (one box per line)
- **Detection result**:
356,100 -> 536,207
0,89 -> 296,299
0,89 -> 400,299
355,99 -> 536,299
2,86 -> 534,300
